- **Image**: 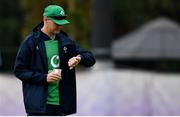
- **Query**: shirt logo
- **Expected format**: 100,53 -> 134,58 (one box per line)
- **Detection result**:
51,55 -> 59,68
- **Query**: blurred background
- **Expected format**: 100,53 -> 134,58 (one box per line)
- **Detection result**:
1,0 -> 180,116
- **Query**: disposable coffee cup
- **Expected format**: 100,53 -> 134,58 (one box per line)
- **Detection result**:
53,68 -> 62,81
53,68 -> 61,75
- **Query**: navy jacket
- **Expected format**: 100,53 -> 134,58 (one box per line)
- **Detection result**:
13,22 -> 96,115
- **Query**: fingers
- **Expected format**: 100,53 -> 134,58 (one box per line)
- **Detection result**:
68,55 -> 81,70
47,71 -> 62,83
68,59 -> 78,69
50,73 -> 61,80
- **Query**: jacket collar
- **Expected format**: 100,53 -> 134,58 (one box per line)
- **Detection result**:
57,33 -> 72,47
32,22 -> 72,46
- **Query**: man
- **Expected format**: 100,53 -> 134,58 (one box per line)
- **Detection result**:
14,4 -> 96,116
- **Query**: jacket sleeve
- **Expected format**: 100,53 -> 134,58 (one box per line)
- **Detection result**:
75,43 -> 96,67
13,39 -> 47,84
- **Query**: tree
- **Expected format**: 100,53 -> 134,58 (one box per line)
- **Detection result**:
112,0 -> 180,38
19,0 -> 91,49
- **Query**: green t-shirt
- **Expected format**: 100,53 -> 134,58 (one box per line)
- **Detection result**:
45,38 -> 60,105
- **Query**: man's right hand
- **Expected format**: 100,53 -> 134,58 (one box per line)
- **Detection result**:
47,71 -> 61,83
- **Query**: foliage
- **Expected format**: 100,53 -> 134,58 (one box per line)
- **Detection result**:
19,0 -> 91,49
112,0 -> 180,38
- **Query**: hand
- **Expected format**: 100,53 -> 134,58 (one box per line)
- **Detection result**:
68,54 -> 81,70
47,70 -> 62,83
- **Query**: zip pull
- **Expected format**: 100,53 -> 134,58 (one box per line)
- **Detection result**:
36,45 -> 39,50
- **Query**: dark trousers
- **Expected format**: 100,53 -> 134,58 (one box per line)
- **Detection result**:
27,104 -> 64,116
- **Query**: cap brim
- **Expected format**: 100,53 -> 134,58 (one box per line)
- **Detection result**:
50,18 -> 70,25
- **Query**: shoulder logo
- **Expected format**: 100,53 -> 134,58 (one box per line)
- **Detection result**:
63,46 -> 67,53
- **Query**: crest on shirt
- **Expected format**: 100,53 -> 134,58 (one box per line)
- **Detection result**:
51,55 -> 59,68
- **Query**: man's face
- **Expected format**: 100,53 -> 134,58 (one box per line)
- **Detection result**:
46,19 -> 62,35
